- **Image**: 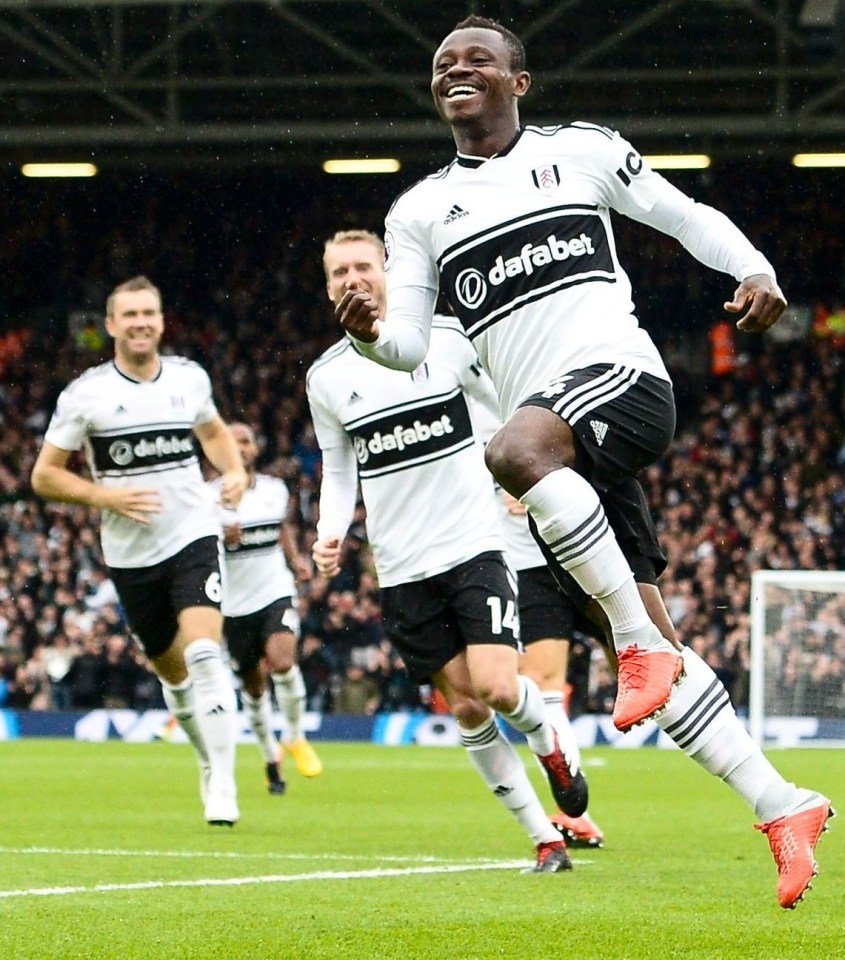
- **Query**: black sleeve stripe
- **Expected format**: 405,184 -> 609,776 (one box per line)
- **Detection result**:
305,339 -> 351,384
523,123 -> 565,137
385,162 -> 455,218
570,121 -> 615,140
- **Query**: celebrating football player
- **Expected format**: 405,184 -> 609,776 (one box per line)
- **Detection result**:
334,16 -> 831,909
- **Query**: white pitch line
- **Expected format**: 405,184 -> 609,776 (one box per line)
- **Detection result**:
0,846 -> 481,863
0,861 -> 532,899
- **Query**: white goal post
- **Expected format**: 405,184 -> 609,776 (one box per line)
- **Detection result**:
749,569 -> 845,746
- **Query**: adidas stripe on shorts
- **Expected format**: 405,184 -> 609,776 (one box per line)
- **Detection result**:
519,363 -> 673,605
519,363 -> 675,491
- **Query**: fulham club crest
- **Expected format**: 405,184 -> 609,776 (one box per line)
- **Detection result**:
531,164 -> 561,194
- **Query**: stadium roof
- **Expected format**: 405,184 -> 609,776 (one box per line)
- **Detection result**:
0,0 -> 843,170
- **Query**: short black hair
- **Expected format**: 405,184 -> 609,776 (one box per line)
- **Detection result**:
453,15 -> 526,72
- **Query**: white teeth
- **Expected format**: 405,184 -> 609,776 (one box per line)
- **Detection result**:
446,85 -> 478,99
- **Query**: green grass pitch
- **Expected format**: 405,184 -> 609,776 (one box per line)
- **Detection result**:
0,739 -> 842,960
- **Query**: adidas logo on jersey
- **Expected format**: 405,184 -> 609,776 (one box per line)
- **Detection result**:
444,204 -> 469,224
347,391 -> 362,404
590,420 -> 608,446
353,415 -> 454,464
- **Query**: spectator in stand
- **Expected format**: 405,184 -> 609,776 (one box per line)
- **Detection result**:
334,662 -> 381,716
83,567 -> 120,611
298,631 -> 336,713
66,634 -> 105,709
99,633 -> 143,709
42,632 -> 76,710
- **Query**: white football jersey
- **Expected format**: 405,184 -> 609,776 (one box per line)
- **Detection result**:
382,123 -> 774,417
307,316 -> 504,587
209,473 -> 296,617
43,356 -> 221,568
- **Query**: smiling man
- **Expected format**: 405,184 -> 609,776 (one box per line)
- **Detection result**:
335,16 -> 832,908
32,275 -> 247,827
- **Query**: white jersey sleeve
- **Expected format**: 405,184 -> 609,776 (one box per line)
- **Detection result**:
306,351 -> 359,541
313,442 -> 358,543
351,188 -> 444,372
354,285 -> 435,372
584,125 -> 776,281
44,383 -> 90,452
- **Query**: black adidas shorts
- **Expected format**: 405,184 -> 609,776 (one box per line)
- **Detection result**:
518,564 -> 601,643
380,551 -> 519,683
109,536 -> 222,659
520,363 -> 675,491
520,364 -> 672,612
224,597 -> 299,676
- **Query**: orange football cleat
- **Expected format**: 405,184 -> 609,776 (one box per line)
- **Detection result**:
612,644 -> 684,732
756,793 -> 834,909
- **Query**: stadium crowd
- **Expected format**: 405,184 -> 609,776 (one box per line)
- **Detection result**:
1,165 -> 844,717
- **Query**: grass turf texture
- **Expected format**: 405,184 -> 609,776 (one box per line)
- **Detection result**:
0,740 -> 842,960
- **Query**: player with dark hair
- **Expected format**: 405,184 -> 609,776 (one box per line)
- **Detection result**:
309,229 -> 586,873
32,275 -> 247,826
335,17 -> 832,908
212,421 -> 322,793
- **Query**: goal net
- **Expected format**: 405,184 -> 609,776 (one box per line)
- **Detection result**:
749,570 -> 845,746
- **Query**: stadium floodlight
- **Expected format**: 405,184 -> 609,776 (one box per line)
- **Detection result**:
21,162 -> 98,178
749,569 -> 845,746
644,154 -> 711,170
322,158 -> 401,174
792,153 -> 845,167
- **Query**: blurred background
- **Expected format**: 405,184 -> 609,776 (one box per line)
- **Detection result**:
0,1 -> 843,734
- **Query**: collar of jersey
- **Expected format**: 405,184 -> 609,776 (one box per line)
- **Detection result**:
456,127 -> 524,168
112,358 -> 163,383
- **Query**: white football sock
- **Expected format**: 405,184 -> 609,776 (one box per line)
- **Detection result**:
271,665 -> 307,742
241,688 -> 279,764
461,714 -> 560,845
541,691 -> 581,774
160,677 -> 208,766
521,469 -> 661,651
500,675 -> 554,756
184,638 -> 238,794
656,647 -> 799,820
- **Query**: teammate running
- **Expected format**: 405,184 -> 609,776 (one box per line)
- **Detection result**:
212,422 -> 322,793
309,229 -> 584,873
32,275 -> 246,826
